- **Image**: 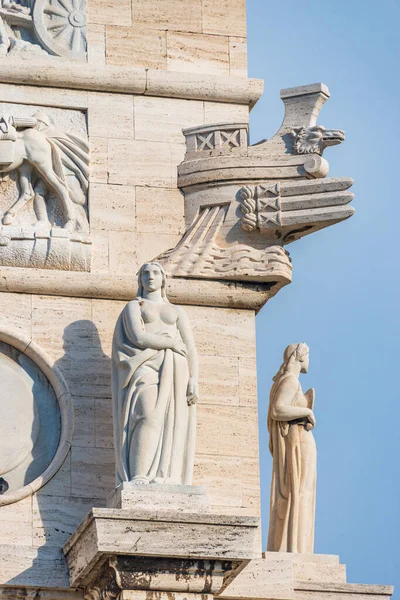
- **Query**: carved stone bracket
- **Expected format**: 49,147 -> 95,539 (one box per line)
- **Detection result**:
157,83 -> 354,296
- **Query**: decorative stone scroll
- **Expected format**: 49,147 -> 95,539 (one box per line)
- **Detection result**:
0,104 -> 90,271
0,0 -> 87,59
158,83 -> 354,289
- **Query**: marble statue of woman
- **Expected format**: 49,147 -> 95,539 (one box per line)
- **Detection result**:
111,261 -> 199,486
267,342 -> 316,553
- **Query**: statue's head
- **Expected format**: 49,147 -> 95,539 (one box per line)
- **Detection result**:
137,262 -> 168,300
283,342 -> 310,373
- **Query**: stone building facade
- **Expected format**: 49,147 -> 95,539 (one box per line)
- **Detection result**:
0,2 -> 393,600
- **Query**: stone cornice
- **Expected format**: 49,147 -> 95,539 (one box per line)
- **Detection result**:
0,60 -> 264,105
0,267 -> 283,312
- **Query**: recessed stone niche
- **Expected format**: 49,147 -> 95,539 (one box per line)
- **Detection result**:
0,331 -> 73,506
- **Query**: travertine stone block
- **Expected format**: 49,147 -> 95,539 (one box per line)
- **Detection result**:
133,97 -> 204,143
0,496 -> 32,546
198,355 -> 239,406
91,299 -> 126,355
185,306 -> 256,357
229,37 -> 248,77
106,28 -> 167,70
71,447 -> 114,500
94,398 -> 114,449
167,32 -> 230,75
87,24 -> 106,65
39,453 -> 71,498
31,296 -> 92,363
132,0 -> 202,33
204,101 -> 249,124
108,231 -> 180,275
87,0 -> 132,26
196,405 -> 258,458
220,554 -> 347,600
0,61 -> 263,106
90,184 -> 135,232
108,140 -> 182,188
32,495 -> 100,548
90,137 -> 108,184
0,292 -> 31,338
88,94 -> 134,139
293,553 -> 346,584
0,84 -> 88,110
135,187 -> 185,235
72,397 -> 95,448
107,483 -> 209,512
194,455 -> 242,508
0,544 -> 69,587
202,0 -> 247,37
90,230 -> 110,274
241,458 -> 261,514
238,357 -> 258,406
64,508 -> 259,587
293,582 -> 393,600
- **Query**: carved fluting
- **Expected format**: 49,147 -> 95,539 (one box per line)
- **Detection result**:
0,0 -> 87,59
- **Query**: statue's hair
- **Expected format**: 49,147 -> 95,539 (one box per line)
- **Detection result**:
272,342 -> 309,383
136,261 -> 168,302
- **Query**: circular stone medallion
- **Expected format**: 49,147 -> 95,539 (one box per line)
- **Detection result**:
0,341 -> 61,495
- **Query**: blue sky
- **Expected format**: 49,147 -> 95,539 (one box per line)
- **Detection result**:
248,0 -> 400,593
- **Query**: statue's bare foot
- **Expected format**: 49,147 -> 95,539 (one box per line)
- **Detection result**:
3,211 -> 15,226
131,477 -> 149,485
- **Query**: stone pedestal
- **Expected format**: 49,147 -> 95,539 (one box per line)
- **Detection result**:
219,553 -> 393,600
107,483 -> 210,513
64,500 -> 259,599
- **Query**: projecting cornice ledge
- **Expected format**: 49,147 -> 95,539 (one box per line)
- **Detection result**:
0,60 -> 264,106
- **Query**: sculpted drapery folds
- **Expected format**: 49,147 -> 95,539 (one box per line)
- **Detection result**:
111,262 -> 199,486
267,343 -> 316,553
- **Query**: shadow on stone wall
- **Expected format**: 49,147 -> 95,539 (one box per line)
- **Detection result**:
6,319 -> 115,588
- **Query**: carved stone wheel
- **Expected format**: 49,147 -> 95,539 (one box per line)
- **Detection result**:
33,0 -> 87,60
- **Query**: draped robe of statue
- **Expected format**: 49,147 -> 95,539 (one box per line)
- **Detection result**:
111,301 -> 196,486
267,373 -> 316,553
